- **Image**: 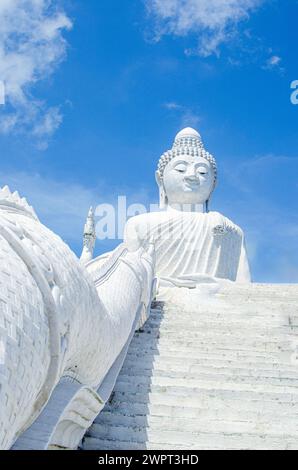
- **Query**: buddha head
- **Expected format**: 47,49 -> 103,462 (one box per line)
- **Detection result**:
156,127 -> 217,210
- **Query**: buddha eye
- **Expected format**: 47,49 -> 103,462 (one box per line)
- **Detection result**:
197,166 -> 208,175
174,164 -> 187,173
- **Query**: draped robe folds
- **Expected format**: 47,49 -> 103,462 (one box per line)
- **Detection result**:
124,211 -> 251,288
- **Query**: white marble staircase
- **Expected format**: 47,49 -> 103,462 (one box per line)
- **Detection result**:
82,284 -> 298,450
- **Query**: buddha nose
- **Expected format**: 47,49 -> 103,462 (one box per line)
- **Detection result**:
185,167 -> 199,182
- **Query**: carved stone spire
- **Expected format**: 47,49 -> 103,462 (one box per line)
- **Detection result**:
80,207 -> 96,263
0,185 -> 38,220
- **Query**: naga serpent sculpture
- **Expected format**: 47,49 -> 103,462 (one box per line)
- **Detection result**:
0,186 -> 155,450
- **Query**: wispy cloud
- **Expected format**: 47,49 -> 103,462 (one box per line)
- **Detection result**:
146,0 -> 263,56
266,55 -> 281,67
163,102 -> 201,128
0,0 -> 72,148
180,108 -> 200,128
164,102 -> 183,111
263,54 -> 284,73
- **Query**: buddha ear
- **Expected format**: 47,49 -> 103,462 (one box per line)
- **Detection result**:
155,171 -> 167,210
155,170 -> 162,187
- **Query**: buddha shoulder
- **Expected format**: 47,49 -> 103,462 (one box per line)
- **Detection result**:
124,212 -> 159,249
124,212 -> 166,238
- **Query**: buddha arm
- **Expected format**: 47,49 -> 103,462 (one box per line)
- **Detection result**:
236,238 -> 251,283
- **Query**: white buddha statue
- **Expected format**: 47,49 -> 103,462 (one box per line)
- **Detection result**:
124,127 -> 251,290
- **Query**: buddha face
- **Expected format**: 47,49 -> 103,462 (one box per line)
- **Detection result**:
161,154 -> 214,206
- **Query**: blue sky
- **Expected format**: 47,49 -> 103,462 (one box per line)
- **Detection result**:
0,0 -> 297,282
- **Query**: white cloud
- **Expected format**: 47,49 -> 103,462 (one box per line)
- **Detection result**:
164,102 -> 184,110
267,55 -> 281,67
32,106 -> 63,149
146,0 -> 263,56
0,0 -> 72,146
263,54 -> 284,72
163,102 -> 201,128
180,108 -> 200,127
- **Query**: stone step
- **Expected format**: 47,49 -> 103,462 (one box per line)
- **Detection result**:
103,397 -> 298,420
132,336 -> 294,352
162,291 -> 298,301
142,324 -> 296,340
144,321 -> 290,335
83,437 -> 145,450
86,422 -> 298,450
83,288 -> 298,450
134,332 -> 294,349
112,378 -> 298,400
122,353 -> 298,379
140,331 -> 293,343
146,313 -> 294,327
131,335 -> 293,354
125,347 -> 293,367
125,346 -> 296,366
127,343 -> 293,365
120,359 -> 298,386
107,389 -> 298,414
91,411 -> 298,435
83,434 -> 297,451
149,305 -> 297,318
144,316 -> 296,333
83,436 -> 200,450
